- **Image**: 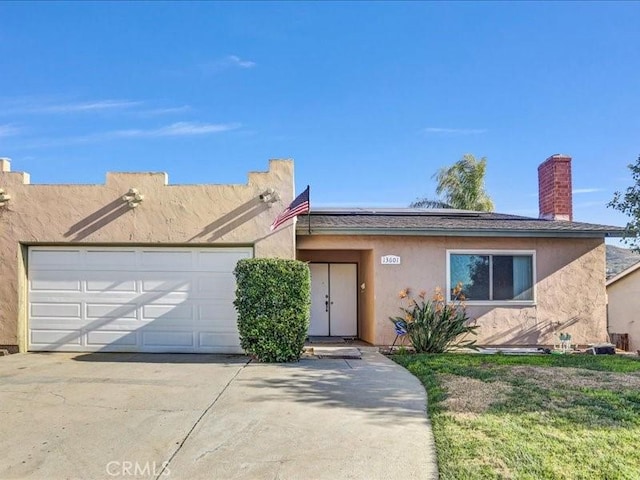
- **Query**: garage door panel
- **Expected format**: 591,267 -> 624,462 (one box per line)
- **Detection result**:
30,249 -> 82,269
86,279 -> 137,293
30,329 -> 82,346
31,302 -> 81,318
141,278 -> 192,293
86,303 -> 138,319
197,275 -> 237,298
82,323 -> 141,333
30,274 -> 82,292
86,330 -> 138,346
81,294 -> 142,306
142,331 -> 194,347
140,251 -> 192,269
139,295 -> 192,307
199,332 -> 241,348
29,246 -> 250,353
142,304 -> 193,321
86,250 -> 137,268
30,318 -> 90,330
31,318 -> 132,337
198,303 -> 238,320
143,320 -> 196,331
30,294 -> 90,304
198,250 -> 251,271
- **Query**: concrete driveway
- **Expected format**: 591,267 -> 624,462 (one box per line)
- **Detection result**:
0,351 -> 437,480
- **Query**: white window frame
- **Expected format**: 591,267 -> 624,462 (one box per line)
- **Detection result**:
446,249 -> 537,306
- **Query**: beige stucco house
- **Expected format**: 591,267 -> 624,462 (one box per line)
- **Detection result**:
0,155 -> 622,354
607,262 -> 640,352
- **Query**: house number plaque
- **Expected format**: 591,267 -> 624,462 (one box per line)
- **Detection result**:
381,255 -> 401,265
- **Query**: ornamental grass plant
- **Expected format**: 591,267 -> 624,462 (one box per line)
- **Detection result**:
389,285 -> 478,353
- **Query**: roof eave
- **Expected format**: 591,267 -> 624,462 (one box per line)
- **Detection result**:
296,227 -> 623,238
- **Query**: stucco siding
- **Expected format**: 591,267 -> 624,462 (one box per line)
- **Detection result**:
608,272 -> 640,352
0,160 -> 295,349
297,235 -> 607,346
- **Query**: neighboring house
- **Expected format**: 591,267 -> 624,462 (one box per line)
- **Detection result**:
0,155 -> 623,354
607,262 -> 640,352
606,245 -> 640,279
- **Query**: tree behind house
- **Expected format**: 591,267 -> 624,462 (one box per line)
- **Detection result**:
436,154 -> 494,211
409,198 -> 452,209
411,154 -> 495,211
608,155 -> 640,251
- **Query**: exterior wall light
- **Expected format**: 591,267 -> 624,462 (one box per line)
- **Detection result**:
123,188 -> 144,208
259,188 -> 280,205
0,188 -> 11,207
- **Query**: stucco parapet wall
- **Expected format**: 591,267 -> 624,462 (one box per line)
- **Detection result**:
0,158 -> 292,186
0,158 -> 295,254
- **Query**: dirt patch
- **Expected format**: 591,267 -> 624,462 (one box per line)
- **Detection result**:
440,374 -> 513,413
439,366 -> 640,414
507,366 -> 640,391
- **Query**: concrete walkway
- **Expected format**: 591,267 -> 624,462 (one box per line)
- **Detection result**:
0,351 -> 437,480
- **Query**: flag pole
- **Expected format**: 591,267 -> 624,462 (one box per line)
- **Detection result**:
307,185 -> 311,235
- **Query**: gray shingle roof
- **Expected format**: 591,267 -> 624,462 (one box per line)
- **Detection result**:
296,208 -> 625,238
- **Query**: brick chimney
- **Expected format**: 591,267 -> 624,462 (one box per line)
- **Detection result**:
538,154 -> 572,221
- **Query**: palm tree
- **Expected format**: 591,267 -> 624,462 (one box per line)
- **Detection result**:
409,198 -> 452,209
434,154 -> 494,211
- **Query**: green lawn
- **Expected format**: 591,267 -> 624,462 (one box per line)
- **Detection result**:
393,353 -> 640,480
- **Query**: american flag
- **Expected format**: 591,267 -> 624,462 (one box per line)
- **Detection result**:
270,186 -> 310,231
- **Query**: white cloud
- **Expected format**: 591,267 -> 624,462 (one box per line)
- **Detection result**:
2,99 -> 141,115
112,122 -> 240,138
40,100 -> 141,113
226,55 -> 256,69
20,122 -> 241,148
1,97 -> 195,119
0,124 -> 21,137
573,188 -> 604,194
139,105 -> 192,116
199,55 -> 256,74
423,127 -> 487,135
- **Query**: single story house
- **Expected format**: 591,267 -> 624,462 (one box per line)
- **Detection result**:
0,155 -> 623,354
607,261 -> 640,352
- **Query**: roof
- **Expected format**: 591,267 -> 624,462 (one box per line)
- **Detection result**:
296,208 -> 625,238
606,260 -> 640,287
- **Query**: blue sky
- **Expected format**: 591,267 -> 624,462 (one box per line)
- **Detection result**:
1,2 -> 638,238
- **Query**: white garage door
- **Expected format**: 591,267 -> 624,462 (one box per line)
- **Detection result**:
28,247 -> 252,353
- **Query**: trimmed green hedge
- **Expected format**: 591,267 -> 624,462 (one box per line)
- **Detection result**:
233,258 -> 311,362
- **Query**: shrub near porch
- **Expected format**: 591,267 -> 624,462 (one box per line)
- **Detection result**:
234,258 -> 311,362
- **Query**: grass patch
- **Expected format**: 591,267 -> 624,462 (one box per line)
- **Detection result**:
394,353 -> 640,479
